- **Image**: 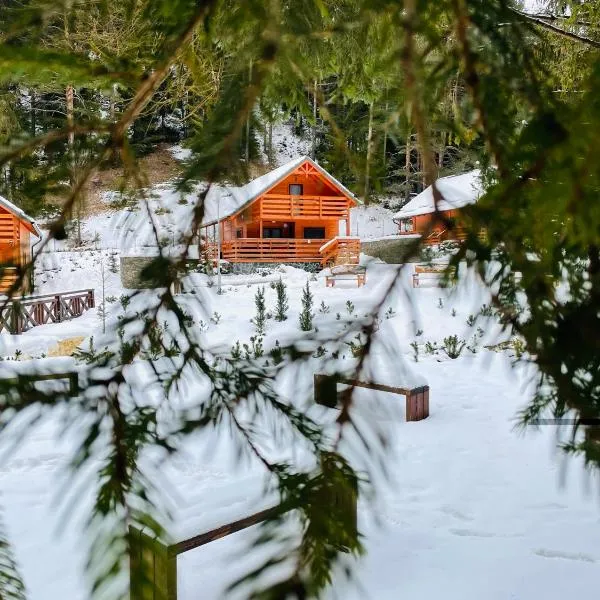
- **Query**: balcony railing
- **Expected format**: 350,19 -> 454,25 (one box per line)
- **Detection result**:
260,195 -> 349,220
221,238 -> 327,263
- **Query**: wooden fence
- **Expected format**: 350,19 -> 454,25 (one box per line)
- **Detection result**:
130,482 -> 357,599
0,288 -> 95,334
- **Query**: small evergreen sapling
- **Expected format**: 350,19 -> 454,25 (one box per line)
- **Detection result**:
299,280 -> 314,331
274,279 -> 289,322
252,286 -> 267,335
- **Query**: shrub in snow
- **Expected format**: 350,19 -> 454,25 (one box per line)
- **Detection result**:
410,341 -> 419,362
384,307 -> 396,319
346,334 -> 366,358
441,335 -> 467,359
313,345 -> 327,358
466,314 -> 476,327
299,281 -> 314,332
108,252 -> 119,273
319,301 -> 330,314
345,300 -> 355,316
243,336 -> 264,359
274,279 -> 289,322
425,341 -> 438,355
210,312 -> 221,325
231,340 -> 242,360
479,303 -> 494,317
270,341 -> 284,365
252,287 -> 267,335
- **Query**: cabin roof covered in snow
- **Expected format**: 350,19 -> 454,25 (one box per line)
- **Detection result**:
201,155 -> 360,226
0,194 -> 41,236
393,170 -> 483,220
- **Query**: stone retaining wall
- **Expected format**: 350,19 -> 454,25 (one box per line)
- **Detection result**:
360,237 -> 421,264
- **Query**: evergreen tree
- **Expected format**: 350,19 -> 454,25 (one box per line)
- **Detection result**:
252,286 -> 266,335
299,280 -> 314,332
274,278 -> 289,322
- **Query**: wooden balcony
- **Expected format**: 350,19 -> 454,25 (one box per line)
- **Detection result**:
260,195 -> 349,220
221,238 -> 327,263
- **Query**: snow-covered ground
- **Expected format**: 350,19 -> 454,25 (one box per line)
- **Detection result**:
2,141 -> 599,599
1,252 -> 600,599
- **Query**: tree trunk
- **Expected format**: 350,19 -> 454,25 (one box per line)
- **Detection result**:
383,100 -> 388,167
312,79 -> 318,160
405,130 -> 412,203
364,101 -> 374,204
245,61 -> 253,162
269,119 -> 274,159
66,85 -> 82,245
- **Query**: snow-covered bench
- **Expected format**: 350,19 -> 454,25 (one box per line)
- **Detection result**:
412,263 -> 452,288
325,264 -> 367,288
314,372 -> 429,422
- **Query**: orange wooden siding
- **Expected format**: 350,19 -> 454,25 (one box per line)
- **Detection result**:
201,159 -> 356,264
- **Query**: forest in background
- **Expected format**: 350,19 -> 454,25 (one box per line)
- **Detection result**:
1,0 -> 590,219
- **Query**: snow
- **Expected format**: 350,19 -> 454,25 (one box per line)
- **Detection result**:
393,170 -> 483,219
2,156 -> 600,599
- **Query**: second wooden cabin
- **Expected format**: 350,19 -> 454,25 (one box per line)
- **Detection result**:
393,170 -> 483,244
0,195 -> 41,294
199,156 -> 361,267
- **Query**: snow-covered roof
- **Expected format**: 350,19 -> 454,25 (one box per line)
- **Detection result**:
0,194 -> 42,237
393,170 -> 483,220
201,156 -> 360,226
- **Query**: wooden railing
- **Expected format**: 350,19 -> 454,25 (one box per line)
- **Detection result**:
260,195 -> 348,220
221,238 -> 326,263
0,288 -> 95,334
319,237 -> 361,267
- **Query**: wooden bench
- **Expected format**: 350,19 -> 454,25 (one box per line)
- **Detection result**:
325,265 -> 367,288
412,264 -> 451,288
0,371 -> 79,397
314,373 -> 429,422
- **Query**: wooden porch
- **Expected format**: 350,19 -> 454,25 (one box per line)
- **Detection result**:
204,237 -> 361,266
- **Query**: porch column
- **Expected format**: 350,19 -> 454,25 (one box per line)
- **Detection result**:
346,208 -> 351,236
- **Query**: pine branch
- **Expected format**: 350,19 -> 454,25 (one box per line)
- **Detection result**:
511,8 -> 600,49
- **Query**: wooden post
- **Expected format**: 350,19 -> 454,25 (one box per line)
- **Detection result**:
314,374 -> 339,408
346,209 -> 351,236
129,526 -> 177,600
406,386 -> 429,422
88,289 -> 95,308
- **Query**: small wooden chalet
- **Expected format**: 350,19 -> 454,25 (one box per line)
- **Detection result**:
0,195 -> 42,293
393,170 -> 482,244
199,156 -> 361,266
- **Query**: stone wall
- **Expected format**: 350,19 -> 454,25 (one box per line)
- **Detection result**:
360,237 -> 421,264
120,256 -> 200,289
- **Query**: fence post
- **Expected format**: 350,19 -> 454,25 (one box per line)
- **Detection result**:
314,374 -> 338,409
87,289 -> 95,308
129,526 -> 177,600
55,295 -> 62,322
11,301 -> 23,334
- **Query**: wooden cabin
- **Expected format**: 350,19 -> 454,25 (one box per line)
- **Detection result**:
393,170 -> 482,244
0,195 -> 41,293
199,156 -> 361,267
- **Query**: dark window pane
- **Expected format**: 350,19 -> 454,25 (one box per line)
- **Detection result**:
304,227 -> 325,239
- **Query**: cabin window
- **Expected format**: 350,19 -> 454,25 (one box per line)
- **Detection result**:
303,227 -> 325,239
400,218 -> 414,233
236,228 -> 243,239
289,184 -> 303,196
263,228 -> 283,238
